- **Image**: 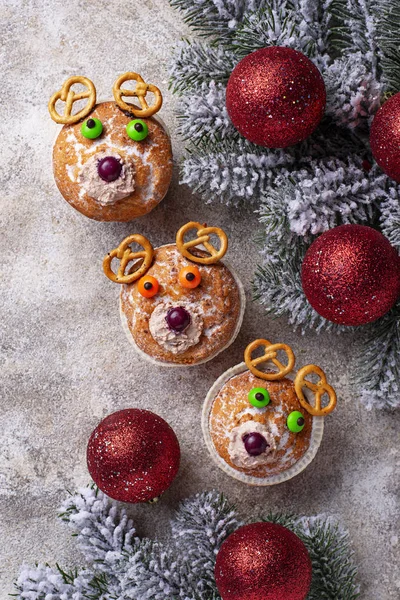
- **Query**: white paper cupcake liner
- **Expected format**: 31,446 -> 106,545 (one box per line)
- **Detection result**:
119,250 -> 246,368
202,362 -> 324,485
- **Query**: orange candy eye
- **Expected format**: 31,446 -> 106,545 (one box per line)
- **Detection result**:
138,275 -> 159,298
179,265 -> 201,289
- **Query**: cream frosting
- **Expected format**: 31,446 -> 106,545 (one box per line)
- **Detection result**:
78,151 -> 135,205
228,420 -> 276,469
149,302 -> 203,354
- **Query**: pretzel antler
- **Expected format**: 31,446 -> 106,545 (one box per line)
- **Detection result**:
294,365 -> 337,416
113,72 -> 163,118
244,339 -> 296,381
176,222 -> 228,265
103,235 -> 154,284
48,76 -> 96,125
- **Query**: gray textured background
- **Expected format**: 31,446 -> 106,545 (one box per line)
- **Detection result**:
1,1 -> 399,597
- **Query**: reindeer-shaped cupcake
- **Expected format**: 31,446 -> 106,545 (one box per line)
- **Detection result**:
48,73 -> 172,221
103,222 -> 245,366
203,339 -> 337,485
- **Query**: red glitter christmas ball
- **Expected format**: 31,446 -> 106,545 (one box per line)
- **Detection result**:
215,522 -> 312,600
370,92 -> 400,182
87,409 -> 180,503
302,225 -> 400,326
225,46 -> 326,148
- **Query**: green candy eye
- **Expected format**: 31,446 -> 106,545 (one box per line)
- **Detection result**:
287,411 -> 306,433
248,387 -> 270,408
81,118 -> 103,139
126,119 -> 149,141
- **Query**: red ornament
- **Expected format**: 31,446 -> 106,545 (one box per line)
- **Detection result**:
226,47 -> 326,148
87,409 -> 180,503
215,522 -> 312,600
370,92 -> 400,182
302,225 -> 400,326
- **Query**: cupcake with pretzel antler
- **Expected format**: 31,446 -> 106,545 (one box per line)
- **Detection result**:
48,73 -> 172,221
103,222 -> 245,366
202,339 -> 337,485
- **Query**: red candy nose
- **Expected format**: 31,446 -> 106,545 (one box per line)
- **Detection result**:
97,156 -> 122,182
166,307 -> 191,333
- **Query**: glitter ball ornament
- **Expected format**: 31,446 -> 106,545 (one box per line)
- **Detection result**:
215,522 -> 312,600
302,225 -> 400,326
87,409 -> 180,503
225,46 -> 326,148
370,92 -> 400,182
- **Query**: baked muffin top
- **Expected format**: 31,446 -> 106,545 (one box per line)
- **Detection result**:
120,244 -> 243,365
53,101 -> 173,221
209,370 -> 313,478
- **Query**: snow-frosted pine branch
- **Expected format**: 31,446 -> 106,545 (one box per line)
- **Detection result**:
375,0 -> 400,90
353,303 -> 400,410
299,516 -> 360,599
380,193 -> 400,252
170,0 -> 268,40
229,3 -> 316,59
274,158 -> 384,237
181,139 -> 294,204
324,52 -> 382,129
169,41 -> 234,92
15,564 -> 109,600
176,82 -> 234,142
171,491 -> 241,595
59,486 -> 137,563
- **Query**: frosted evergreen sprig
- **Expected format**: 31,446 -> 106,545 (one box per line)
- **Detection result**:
170,41 -> 234,93
273,158 -> 384,237
323,52 -> 383,129
170,491 -> 241,596
180,138 -> 294,204
59,485 -> 137,566
170,0 -> 268,41
376,0 -> 400,90
253,261 -> 344,333
176,81 -> 234,142
229,3 -> 315,59
15,487 -> 360,600
380,192 -> 400,252
299,516 -> 361,600
15,564 -> 108,600
326,0 -> 379,75
353,303 -> 400,410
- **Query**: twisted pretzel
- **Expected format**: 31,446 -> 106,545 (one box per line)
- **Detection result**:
48,76 -> 96,125
244,339 -> 296,381
294,365 -> 337,416
103,235 -> 154,284
113,72 -> 163,118
176,222 -> 228,265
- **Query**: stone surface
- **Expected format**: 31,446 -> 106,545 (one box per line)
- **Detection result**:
0,1 -> 399,598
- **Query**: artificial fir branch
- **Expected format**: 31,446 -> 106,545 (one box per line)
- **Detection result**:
299,516 -> 361,600
180,138 -> 294,204
353,303 -> 400,409
228,4 -> 315,59
323,52 -> 382,129
380,193 -> 400,251
170,41 -> 235,93
374,0 -> 400,90
326,0 -> 378,71
170,0 -> 269,41
60,485 -> 137,566
176,81 -> 234,143
15,488 -> 360,600
272,158 -> 384,237
170,491 -> 241,596
15,564 -> 109,600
